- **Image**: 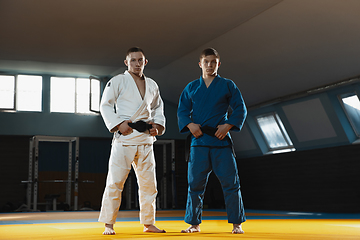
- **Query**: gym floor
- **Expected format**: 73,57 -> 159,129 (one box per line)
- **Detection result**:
1,209 -> 359,239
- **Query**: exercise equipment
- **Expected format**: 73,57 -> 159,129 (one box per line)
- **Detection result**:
157,140 -> 176,209
22,136 -> 79,211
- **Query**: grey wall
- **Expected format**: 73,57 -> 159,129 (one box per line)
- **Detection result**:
1,72 -> 360,158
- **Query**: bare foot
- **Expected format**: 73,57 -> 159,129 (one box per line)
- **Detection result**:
144,224 -> 166,233
181,225 -> 200,233
232,224 -> 244,234
103,223 -> 115,235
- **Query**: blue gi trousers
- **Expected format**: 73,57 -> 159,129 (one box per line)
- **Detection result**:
185,146 -> 246,225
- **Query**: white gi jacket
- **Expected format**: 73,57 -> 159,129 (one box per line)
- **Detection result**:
100,70 -> 166,144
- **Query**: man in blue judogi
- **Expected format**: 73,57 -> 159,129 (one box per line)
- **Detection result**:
177,48 -> 247,234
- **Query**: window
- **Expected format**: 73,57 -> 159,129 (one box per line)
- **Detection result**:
51,77 -> 76,113
339,93 -> 360,137
50,77 -> 100,113
17,75 -> 43,111
90,77 -> 100,113
76,78 -> 91,113
256,112 -> 295,153
0,75 -> 15,109
0,75 -> 42,111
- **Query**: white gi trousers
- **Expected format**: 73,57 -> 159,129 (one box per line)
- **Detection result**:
98,142 -> 157,225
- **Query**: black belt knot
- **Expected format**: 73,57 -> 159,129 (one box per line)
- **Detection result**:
185,126 -> 236,161
118,120 -> 152,134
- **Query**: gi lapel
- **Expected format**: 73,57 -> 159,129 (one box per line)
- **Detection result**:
195,76 -> 216,123
129,75 -> 150,122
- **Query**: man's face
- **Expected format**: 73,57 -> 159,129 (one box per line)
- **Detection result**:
124,52 -> 147,77
199,55 -> 221,77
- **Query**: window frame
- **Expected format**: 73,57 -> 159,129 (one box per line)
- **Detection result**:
0,74 -> 44,112
255,112 -> 295,152
89,76 -> 101,114
16,74 -> 43,112
0,75 -> 16,111
50,76 -> 76,113
50,76 -> 100,114
338,92 -> 360,138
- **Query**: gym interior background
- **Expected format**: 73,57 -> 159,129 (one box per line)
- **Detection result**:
1,0 -> 360,214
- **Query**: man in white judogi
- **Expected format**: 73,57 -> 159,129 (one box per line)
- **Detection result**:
98,47 -> 166,235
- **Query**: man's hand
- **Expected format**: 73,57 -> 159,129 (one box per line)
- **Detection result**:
148,121 -> 164,136
118,120 -> 133,135
215,124 -> 233,140
187,123 -> 203,138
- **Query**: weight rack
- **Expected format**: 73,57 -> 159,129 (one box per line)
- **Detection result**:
22,136 -> 79,211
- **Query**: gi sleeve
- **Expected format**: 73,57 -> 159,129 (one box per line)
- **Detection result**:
177,85 -> 193,134
225,80 -> 247,132
150,86 -> 166,136
99,78 -> 125,133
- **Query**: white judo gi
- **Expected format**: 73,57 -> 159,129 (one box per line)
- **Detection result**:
98,70 -> 166,225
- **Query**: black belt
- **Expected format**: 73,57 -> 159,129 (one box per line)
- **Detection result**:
118,120 -> 152,134
185,126 -> 236,161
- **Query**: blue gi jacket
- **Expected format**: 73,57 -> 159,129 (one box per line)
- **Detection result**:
177,75 -> 247,147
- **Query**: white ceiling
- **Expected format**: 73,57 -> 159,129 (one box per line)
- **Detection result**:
1,0 -> 360,107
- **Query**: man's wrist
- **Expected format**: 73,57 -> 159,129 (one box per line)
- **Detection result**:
224,123 -> 234,131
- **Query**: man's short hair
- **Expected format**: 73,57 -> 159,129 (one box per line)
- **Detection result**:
200,48 -> 220,60
126,47 -> 145,58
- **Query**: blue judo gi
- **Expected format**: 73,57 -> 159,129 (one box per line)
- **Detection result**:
177,75 -> 247,225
